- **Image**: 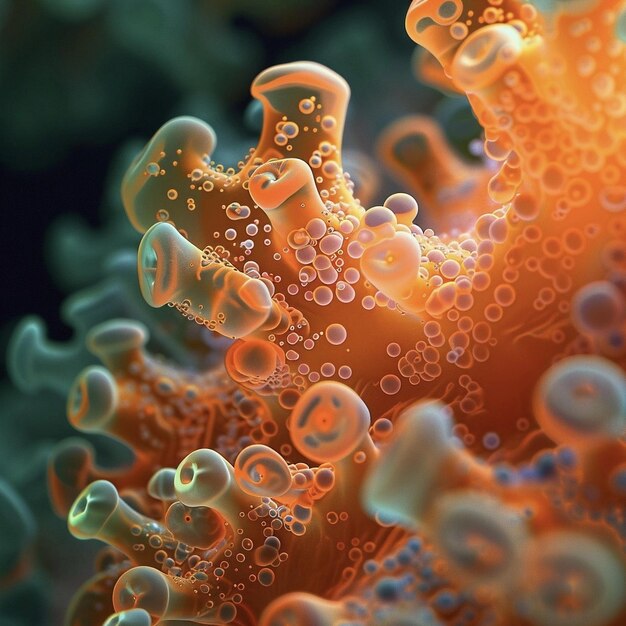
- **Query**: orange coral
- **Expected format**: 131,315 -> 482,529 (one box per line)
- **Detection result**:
49,1 -> 626,624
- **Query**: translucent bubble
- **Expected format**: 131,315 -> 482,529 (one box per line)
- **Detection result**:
258,567 -> 275,586
440,259 -> 460,279
380,374 -> 401,395
299,98 -> 315,114
364,206 -> 396,228
386,342 -> 402,357
482,432 -> 500,450
325,323 -> 347,345
145,162 -> 160,176
572,281 -> 624,335
226,202 -> 251,221
227,338 -> 281,381
306,218 -> 327,240
313,286 -> 333,306
383,192 -> 418,225
319,233 -> 343,255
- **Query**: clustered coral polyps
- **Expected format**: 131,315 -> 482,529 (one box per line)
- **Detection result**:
48,0 -> 626,624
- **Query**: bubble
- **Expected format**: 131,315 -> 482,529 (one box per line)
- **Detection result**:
306,218 -> 327,239
274,133 -> 288,146
283,122 -> 299,138
482,432 -> 500,450
372,418 -> 393,439
450,21 -> 468,40
258,567 -> 275,586
325,323 -> 347,345
299,98 -> 315,114
227,339 -> 283,384
145,162 -> 160,176
386,342 -> 401,357
494,284 -> 515,307
599,185 -> 626,213
225,202 -> 251,221
321,115 -> 336,129
338,365 -> 352,379
296,245 -> 316,265
383,193 -> 419,225
313,286 -> 333,306
513,192 -> 540,220
320,363 -> 335,378
380,374 -> 401,395
572,281 -> 624,335
319,233 -> 343,255
364,206 -> 396,228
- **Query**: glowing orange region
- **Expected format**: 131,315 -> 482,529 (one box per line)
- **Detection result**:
47,2 -> 626,625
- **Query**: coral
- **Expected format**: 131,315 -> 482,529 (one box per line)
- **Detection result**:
6,0 -> 626,624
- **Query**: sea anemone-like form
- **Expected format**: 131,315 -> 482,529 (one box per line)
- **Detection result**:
8,0 -> 626,624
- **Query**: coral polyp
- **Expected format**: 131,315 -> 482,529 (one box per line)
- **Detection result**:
6,0 -> 626,625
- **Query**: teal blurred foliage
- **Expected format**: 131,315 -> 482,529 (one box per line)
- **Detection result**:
0,1 -> 482,623
0,0 -> 336,170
